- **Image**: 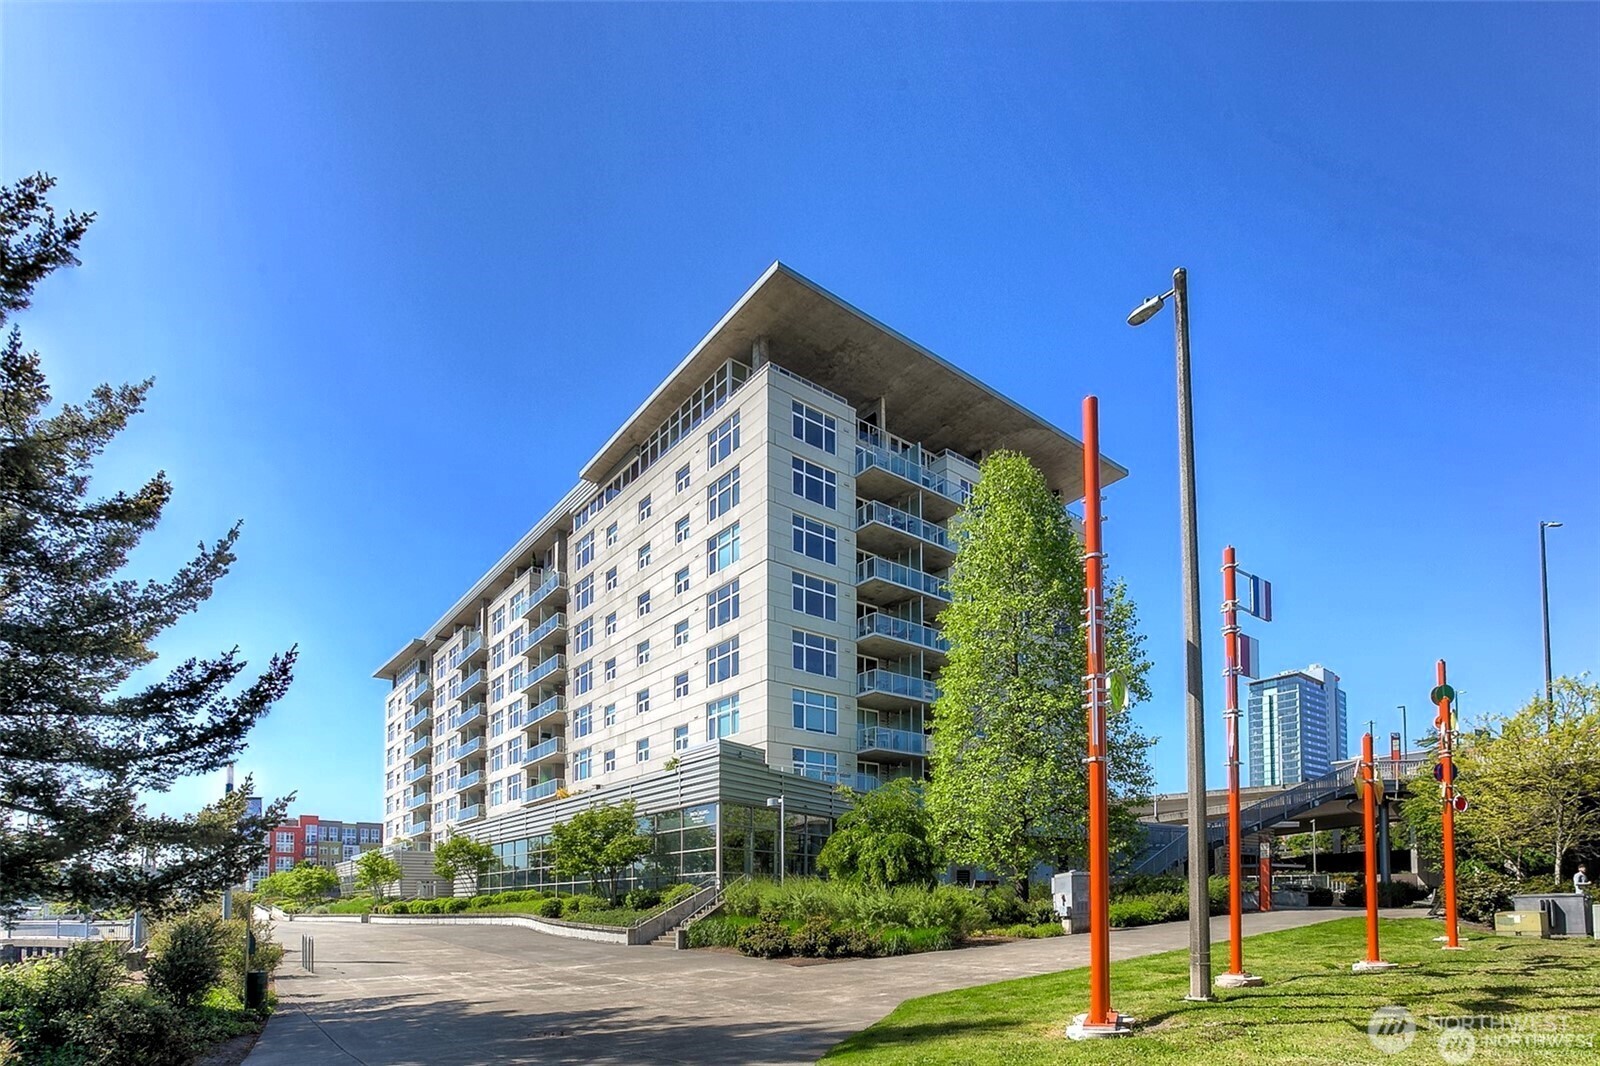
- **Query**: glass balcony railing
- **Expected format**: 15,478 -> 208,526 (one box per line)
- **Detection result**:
456,769 -> 484,792
458,803 -> 484,822
526,777 -> 565,803
522,737 -> 564,765
448,631 -> 485,669
450,703 -> 485,732
521,613 -> 566,654
406,791 -> 430,810
404,734 -> 433,757
856,555 -> 950,601
858,726 -> 928,756
523,695 -> 565,729
857,669 -> 940,703
404,762 -> 431,784
519,572 -> 566,617
856,612 -> 950,654
403,705 -> 432,731
855,442 -> 925,487
449,669 -> 485,701
404,818 -> 430,836
856,501 -> 950,551
456,736 -> 484,760
524,654 -> 566,689
404,679 -> 431,705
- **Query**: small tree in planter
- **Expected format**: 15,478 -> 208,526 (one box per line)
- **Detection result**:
552,801 -> 651,903
353,851 -> 403,901
433,833 -> 498,896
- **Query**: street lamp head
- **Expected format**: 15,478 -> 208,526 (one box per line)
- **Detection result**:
1542,520 -> 1563,529
765,797 -> 783,808
1126,294 -> 1166,327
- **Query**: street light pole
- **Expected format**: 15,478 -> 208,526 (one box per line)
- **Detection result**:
1397,705 -> 1406,752
765,796 -> 786,882
1539,520 -> 1562,702
1128,267 -> 1212,1001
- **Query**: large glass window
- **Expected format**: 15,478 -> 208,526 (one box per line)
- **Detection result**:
575,531 -> 595,570
792,458 -> 836,508
706,636 -> 740,686
791,513 -> 838,565
707,466 -> 740,522
574,703 -> 593,737
705,579 -> 740,629
707,695 -> 740,740
792,688 -> 838,735
792,400 -> 837,454
792,630 -> 838,677
792,747 -> 840,783
574,574 -> 595,611
707,411 -> 740,467
791,571 -> 837,621
706,523 -> 740,575
573,617 -> 594,654
575,748 -> 592,781
573,660 -> 593,696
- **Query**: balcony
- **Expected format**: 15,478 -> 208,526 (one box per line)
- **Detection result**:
450,703 -> 485,732
519,612 -> 567,658
855,501 -> 954,567
456,735 -> 484,760
518,571 -> 567,619
858,726 -> 928,759
404,734 -> 433,758
522,695 -> 566,732
456,769 -> 484,792
448,631 -> 485,670
449,669 -> 486,701
857,668 -> 940,708
403,705 -> 432,732
523,653 -> 566,690
404,679 -> 431,706
856,612 -> 950,663
403,817 -> 430,836
406,791 -> 430,811
525,777 -> 566,804
457,803 -> 484,823
404,762 -> 431,784
855,439 -> 969,521
522,736 -> 565,767
856,555 -> 949,611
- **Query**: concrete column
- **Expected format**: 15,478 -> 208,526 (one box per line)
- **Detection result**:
751,335 -> 769,368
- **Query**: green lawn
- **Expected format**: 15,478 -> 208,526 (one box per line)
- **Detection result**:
824,918 -> 1600,1065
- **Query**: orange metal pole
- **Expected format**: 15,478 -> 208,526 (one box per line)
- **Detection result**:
1222,547 -> 1245,973
1081,396 -> 1114,1027
1437,659 -> 1461,949
1361,731 -> 1381,963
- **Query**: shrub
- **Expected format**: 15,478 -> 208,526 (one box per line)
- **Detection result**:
1108,892 -> 1187,928
534,897 -> 563,919
443,897 -> 470,914
70,986 -> 195,1066
560,894 -> 608,917
879,927 -> 953,955
1307,887 -> 1335,906
841,926 -> 884,957
1455,863 -> 1515,924
1341,879 -> 1427,909
385,901 -> 411,914
790,916 -> 845,959
623,888 -> 662,911
660,883 -> 698,907
979,885 -> 1026,925
0,942 -> 125,1054
735,920 -> 792,958
147,913 -> 227,1010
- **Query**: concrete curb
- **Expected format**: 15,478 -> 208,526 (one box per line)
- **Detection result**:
369,913 -> 629,944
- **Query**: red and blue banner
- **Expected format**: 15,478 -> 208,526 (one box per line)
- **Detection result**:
1237,633 -> 1261,679
1238,571 -> 1273,622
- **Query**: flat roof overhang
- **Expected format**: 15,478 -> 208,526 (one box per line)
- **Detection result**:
581,262 -> 1127,501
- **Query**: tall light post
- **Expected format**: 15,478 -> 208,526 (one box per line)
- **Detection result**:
1397,705 -> 1406,752
1540,520 -> 1562,702
1128,267 -> 1211,1001
765,796 -> 786,882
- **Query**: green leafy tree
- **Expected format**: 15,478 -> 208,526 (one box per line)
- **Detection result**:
353,850 -> 403,900
927,451 -> 1154,897
0,174 -> 295,918
256,861 -> 339,906
551,800 -> 652,902
817,778 -> 940,888
433,833 -> 498,894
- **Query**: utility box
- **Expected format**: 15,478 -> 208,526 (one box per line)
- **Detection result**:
1051,871 -> 1090,934
1494,910 -> 1549,938
1512,893 -> 1594,937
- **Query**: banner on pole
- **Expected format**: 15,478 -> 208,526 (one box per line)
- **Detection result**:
1238,571 -> 1273,622
1237,633 -> 1261,679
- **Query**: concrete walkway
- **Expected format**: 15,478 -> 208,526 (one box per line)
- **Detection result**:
245,908 -> 1416,1065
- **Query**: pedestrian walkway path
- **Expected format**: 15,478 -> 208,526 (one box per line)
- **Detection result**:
245,907 -> 1422,1065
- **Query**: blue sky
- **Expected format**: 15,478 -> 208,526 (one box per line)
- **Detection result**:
4,3 -> 1595,821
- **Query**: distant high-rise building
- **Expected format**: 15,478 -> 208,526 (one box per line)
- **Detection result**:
1246,664 -> 1348,786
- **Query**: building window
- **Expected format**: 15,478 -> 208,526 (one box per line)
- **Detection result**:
707,695 -> 740,740
507,776 -> 522,803
706,636 -> 740,686
673,619 -> 690,647
575,748 -> 592,781
603,703 -> 617,727
276,832 -> 294,849
675,515 -> 690,544
491,674 -> 505,703
637,591 -> 652,617
636,737 -> 651,763
638,543 -> 652,570
509,591 -> 525,620
574,574 -> 595,611
792,630 -> 838,677
675,567 -> 690,595
792,400 -> 837,454
605,566 -> 618,592
491,606 -> 506,635
707,466 -> 740,522
673,724 -> 689,751
792,513 -> 838,565
276,857 -> 293,872
491,641 -> 506,669
574,703 -> 593,737
606,521 -> 619,547
674,672 -> 690,698
705,578 -> 739,629
792,688 -> 838,735
793,747 -> 839,783
508,663 -> 523,692
490,710 -> 505,738
636,640 -> 651,666
573,617 -> 594,654
675,464 -> 691,493
489,778 -> 504,806
575,531 -> 595,570
791,571 -> 838,621
636,689 -> 651,715
638,495 -> 653,522
707,411 -> 740,467
604,657 -> 617,682
604,611 -> 617,637
706,523 -> 740,575
603,749 -> 616,772
573,661 -> 593,696
508,698 -> 524,729
792,458 -> 837,509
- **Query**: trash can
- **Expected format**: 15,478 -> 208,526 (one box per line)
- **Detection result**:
245,970 -> 269,1009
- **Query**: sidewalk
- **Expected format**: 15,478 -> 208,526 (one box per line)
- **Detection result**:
246,907 -> 1424,1065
